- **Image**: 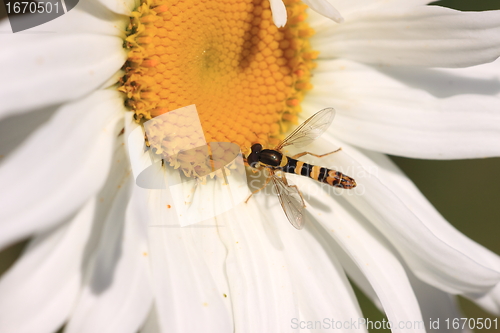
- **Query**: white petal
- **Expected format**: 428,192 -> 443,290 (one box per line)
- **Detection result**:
66,178 -> 153,333
407,272 -> 471,333
0,105 -> 56,158
472,283 -> 500,315
334,245 -> 383,311
0,199 -> 96,333
336,231 -> 469,332
318,0 -> 378,15
306,59 -> 500,159
293,138 -> 500,296
357,150 -> 500,275
313,6 -> 500,67
92,0 -> 138,16
0,9 -> 126,119
394,0 -> 433,5
337,240 -> 470,332
288,176 -> 425,333
302,0 -> 343,23
144,187 -> 234,333
269,0 -> 287,28
147,226 -> 234,333
215,203 -> 298,332
100,69 -> 127,91
252,193 -> 366,332
371,57 -> 500,99
0,90 -> 125,250
323,0 -> 433,16
307,0 -> 433,32
0,130 -> 141,333
139,305 -> 161,333
123,109 -> 234,332
0,0 -> 127,35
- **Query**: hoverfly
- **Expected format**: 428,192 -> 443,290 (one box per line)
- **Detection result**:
245,107 -> 356,229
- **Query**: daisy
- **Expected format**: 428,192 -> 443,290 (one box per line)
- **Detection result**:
1,1 -> 500,333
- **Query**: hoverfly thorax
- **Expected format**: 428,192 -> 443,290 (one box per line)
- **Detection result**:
259,149 -> 284,167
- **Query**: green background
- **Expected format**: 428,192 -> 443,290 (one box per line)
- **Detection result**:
0,0 -> 499,332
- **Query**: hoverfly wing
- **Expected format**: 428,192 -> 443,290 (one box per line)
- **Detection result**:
276,107 -> 336,150
271,176 -> 305,229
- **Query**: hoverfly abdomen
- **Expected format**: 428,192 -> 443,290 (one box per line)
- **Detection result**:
282,157 -> 356,189
324,170 -> 357,189
282,158 -> 311,176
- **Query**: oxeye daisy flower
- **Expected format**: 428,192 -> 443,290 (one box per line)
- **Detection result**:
1,1 -> 500,333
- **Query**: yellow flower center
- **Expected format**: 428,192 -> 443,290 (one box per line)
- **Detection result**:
119,0 -> 316,177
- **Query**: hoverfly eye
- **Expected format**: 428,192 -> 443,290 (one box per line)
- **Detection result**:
251,143 -> 263,153
247,152 -> 259,167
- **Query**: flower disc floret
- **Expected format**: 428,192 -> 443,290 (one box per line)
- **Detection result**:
120,0 -> 317,175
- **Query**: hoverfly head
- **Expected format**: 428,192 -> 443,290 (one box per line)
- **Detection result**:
247,143 -> 263,168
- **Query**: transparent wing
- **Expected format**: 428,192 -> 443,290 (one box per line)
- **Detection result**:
276,107 -> 336,150
271,175 -> 305,230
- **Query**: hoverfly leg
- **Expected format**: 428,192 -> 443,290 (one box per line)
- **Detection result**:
245,171 -> 273,203
290,147 -> 342,160
280,174 -> 306,208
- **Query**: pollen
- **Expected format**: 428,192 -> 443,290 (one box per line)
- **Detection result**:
120,0 -> 316,175
120,0 -> 315,143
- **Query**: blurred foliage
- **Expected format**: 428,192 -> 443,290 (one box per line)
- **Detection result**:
431,0 -> 500,11
0,0 -> 7,20
0,240 -> 26,277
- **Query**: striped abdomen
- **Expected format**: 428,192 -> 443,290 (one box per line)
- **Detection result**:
282,157 -> 356,189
